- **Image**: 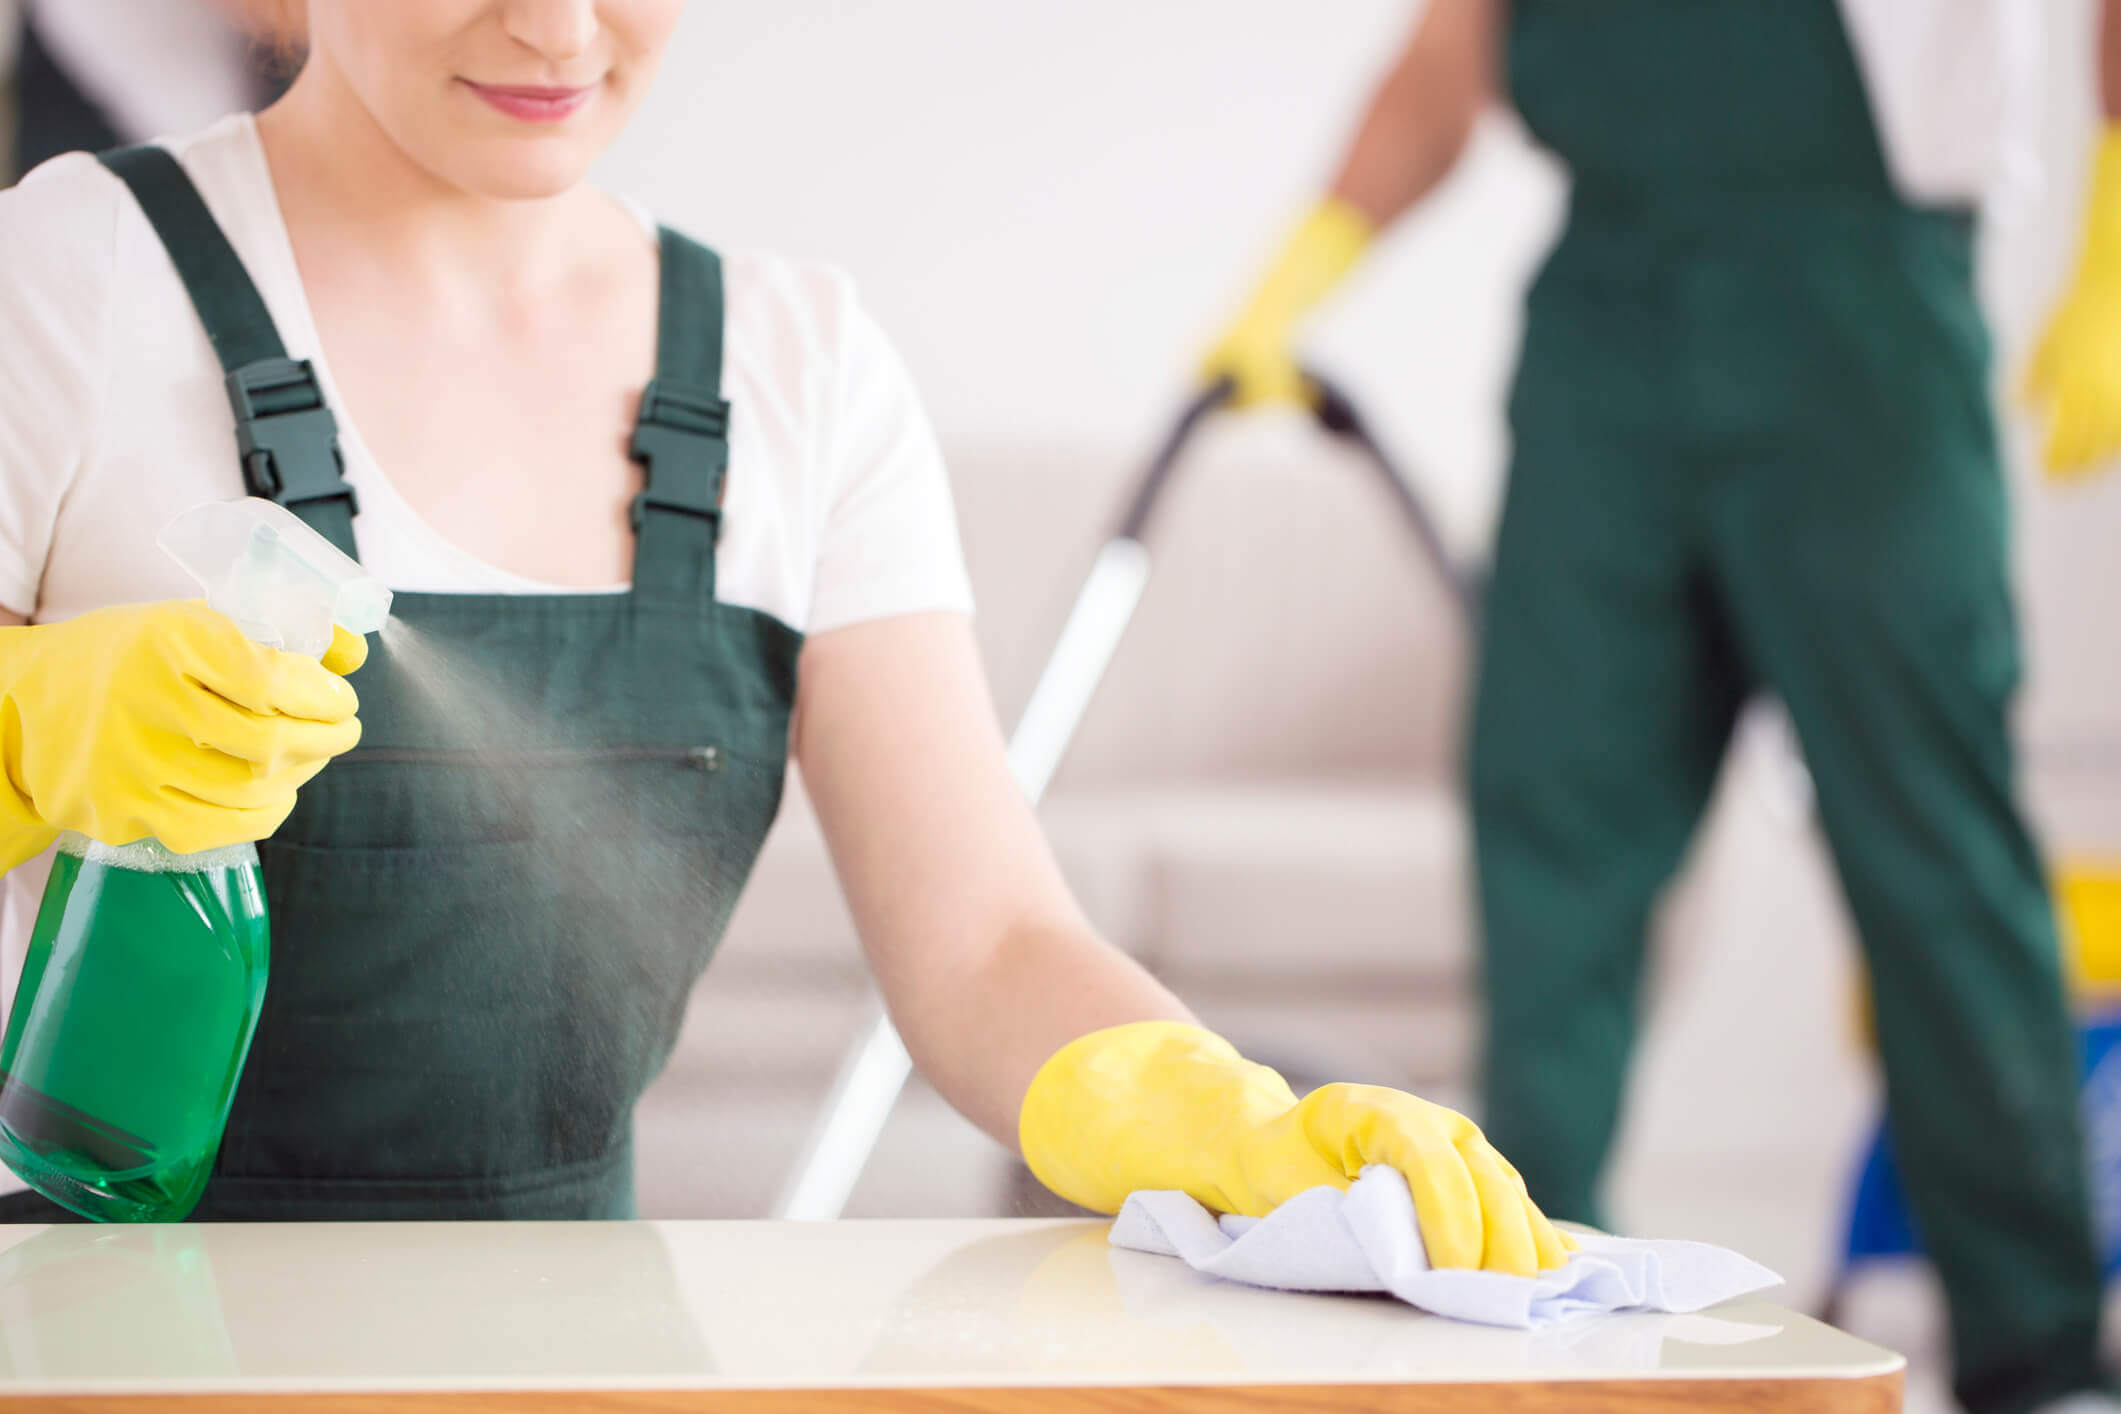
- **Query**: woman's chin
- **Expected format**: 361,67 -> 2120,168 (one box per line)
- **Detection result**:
431,142 -> 606,202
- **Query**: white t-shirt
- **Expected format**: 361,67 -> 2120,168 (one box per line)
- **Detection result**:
1835,0 -> 2043,210
0,115 -> 974,1094
0,112 -> 974,632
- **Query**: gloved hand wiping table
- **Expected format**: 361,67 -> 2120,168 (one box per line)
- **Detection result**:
1019,1020 -> 1572,1277
1019,1021 -> 1777,1325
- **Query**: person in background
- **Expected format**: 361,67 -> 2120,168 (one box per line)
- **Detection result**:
1199,3 -> 2118,1412
0,0 -> 1568,1281
4,0 -> 281,183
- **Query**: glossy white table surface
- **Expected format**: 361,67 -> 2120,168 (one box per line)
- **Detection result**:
0,1219 -> 1902,1408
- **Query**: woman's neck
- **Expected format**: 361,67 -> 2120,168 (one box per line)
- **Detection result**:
253,58 -> 606,304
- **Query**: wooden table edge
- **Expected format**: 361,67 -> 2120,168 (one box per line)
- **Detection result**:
0,1368 -> 1908,1412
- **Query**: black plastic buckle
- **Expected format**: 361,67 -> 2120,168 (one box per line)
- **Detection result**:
225,357 -> 360,517
630,484 -> 724,534
629,379 -> 728,532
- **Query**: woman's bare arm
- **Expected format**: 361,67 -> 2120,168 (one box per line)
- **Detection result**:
793,612 -> 1190,1146
1329,0 -> 1505,228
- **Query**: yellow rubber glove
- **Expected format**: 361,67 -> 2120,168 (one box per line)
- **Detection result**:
2027,128 -> 2121,479
0,602 -> 366,870
1199,197 -> 1375,409
2057,858 -> 2121,1001
1020,1021 -> 1572,1276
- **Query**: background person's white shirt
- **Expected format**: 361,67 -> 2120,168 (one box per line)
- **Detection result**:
0,115 -> 976,1075
1836,0 -> 2045,211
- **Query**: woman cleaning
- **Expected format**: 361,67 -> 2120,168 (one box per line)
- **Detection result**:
0,0 -> 1562,1274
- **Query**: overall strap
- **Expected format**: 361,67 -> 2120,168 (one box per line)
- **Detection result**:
97,146 -> 359,557
630,229 -> 730,607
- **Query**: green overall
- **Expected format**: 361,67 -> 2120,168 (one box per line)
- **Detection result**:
0,147 -> 799,1222
1469,4 -> 2107,1409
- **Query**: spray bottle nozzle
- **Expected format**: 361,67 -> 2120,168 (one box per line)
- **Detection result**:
158,498 -> 393,657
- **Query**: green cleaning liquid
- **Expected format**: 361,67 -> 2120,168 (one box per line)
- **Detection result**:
0,833 -> 268,1222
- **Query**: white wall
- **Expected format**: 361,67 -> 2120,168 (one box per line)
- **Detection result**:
601,0 -> 2121,788
597,0 -> 1563,563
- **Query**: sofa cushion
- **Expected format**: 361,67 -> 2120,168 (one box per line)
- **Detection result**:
951,429 -> 1467,786
1130,780 -> 1470,984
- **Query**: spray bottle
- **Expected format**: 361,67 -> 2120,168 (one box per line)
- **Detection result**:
0,499 -> 390,1222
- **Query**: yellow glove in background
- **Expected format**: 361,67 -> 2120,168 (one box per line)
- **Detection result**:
2027,128 -> 2121,479
1019,1021 -> 1572,1276
1199,197 -> 1375,408
0,602 -> 366,870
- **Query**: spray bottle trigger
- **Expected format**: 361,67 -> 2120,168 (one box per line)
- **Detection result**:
157,497 -> 394,658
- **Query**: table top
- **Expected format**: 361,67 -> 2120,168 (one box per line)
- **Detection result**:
0,1218 -> 1902,1407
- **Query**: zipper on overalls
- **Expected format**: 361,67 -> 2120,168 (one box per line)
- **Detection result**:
345,746 -> 723,771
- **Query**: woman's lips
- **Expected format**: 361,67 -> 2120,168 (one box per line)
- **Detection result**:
462,81 -> 595,123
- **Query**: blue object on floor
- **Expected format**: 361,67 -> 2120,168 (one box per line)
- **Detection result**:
1839,1013 -> 2121,1279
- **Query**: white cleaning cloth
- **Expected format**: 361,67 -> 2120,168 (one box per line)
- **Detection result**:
1109,1165 -> 1780,1329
